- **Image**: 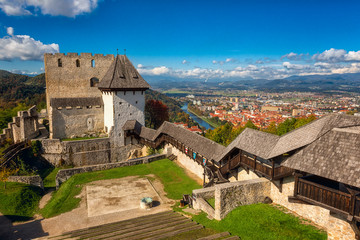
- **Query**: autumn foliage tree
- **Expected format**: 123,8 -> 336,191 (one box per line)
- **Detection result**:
0,167 -> 18,189
145,100 -> 169,129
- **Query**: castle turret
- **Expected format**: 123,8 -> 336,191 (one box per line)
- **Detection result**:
98,55 -> 150,146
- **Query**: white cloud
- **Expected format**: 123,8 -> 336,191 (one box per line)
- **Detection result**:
281,52 -> 305,61
182,60 -> 189,64
0,27 -> 59,61
137,64 -> 143,68
344,50 -> 360,61
0,0 -> 99,17
212,58 -> 237,65
312,48 -> 347,63
138,66 -> 170,75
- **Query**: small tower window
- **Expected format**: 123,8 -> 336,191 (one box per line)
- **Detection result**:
133,91 -> 135,95
91,59 -> 95,68
58,58 -> 62,67
135,101 -> 138,104
76,59 -> 80,67
90,77 -> 99,87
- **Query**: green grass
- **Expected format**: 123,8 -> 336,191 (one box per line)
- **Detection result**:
61,136 -> 106,141
42,168 -> 61,188
206,198 -> 215,209
0,182 -> 43,221
192,203 -> 327,240
40,159 -> 201,218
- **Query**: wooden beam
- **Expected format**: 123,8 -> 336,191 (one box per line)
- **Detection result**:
288,196 -> 314,205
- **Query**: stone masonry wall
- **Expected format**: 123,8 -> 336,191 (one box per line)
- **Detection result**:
40,138 -> 142,166
51,105 -> 104,139
55,154 -> 166,189
44,53 -> 114,139
270,176 -> 355,240
0,106 -> 39,146
8,175 -> 44,189
215,178 -> 271,220
164,143 -> 207,182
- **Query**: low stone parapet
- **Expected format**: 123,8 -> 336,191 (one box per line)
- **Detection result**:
215,178 -> 271,220
55,154 -> 166,189
193,186 -> 215,200
8,175 -> 44,189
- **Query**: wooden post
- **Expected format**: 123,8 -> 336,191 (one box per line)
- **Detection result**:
228,155 -> 231,172
254,156 -> 257,171
294,173 -> 300,197
271,160 -> 275,180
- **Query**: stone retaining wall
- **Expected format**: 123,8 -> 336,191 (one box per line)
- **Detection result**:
215,178 -> 271,220
193,186 -> 215,200
40,138 -> 142,166
55,154 -> 166,189
8,175 -> 44,189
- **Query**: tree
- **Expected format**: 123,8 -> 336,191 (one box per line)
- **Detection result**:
265,121 -> 277,135
145,100 -> 169,129
0,167 -> 18,189
244,120 -> 258,130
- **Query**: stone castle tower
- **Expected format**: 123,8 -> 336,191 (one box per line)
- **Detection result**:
98,55 -> 150,146
44,52 -> 150,145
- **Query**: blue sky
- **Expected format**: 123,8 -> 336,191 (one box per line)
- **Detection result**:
1,0 -> 360,80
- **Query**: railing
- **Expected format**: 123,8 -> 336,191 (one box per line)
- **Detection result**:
233,153 -> 293,180
295,177 -> 360,219
131,130 -> 294,182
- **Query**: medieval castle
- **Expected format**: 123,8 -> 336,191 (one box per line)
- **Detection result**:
44,52 -> 150,146
0,52 -> 358,239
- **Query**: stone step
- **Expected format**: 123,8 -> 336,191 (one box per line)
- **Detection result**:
221,236 -> 240,240
197,232 -> 230,240
86,218 -> 192,240
49,211 -> 176,239
65,213 -> 184,239
142,224 -> 204,240
124,222 -> 201,240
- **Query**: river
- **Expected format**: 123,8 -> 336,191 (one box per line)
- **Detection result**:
181,103 -> 215,130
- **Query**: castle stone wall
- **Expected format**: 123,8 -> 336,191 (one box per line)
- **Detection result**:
51,106 -> 104,139
0,106 -> 39,146
109,90 -> 146,147
8,175 -> 44,189
214,178 -> 271,220
270,176 -> 355,240
44,53 -> 114,139
164,143 -> 206,182
40,138 -> 142,166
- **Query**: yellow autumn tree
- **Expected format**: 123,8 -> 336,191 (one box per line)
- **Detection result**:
0,167 -> 18,189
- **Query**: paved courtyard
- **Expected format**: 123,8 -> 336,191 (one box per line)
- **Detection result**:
86,177 -> 162,217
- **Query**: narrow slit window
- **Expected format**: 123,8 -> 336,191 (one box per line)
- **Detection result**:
91,59 -> 95,68
58,58 -> 62,67
76,59 -> 80,67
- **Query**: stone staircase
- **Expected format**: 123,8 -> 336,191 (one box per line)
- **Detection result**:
40,211 -> 238,240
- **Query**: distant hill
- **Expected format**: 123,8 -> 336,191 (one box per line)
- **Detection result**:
146,72 -> 360,94
0,70 -> 46,108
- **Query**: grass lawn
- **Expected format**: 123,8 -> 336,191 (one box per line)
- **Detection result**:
192,203 -> 327,240
42,167 -> 61,188
40,159 -> 201,218
0,182 -> 43,222
206,198 -> 215,209
61,136 -> 107,141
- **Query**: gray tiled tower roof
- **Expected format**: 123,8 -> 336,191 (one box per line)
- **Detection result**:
98,55 -> 150,90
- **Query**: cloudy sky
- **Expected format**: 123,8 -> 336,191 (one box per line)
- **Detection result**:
1,0 -> 360,79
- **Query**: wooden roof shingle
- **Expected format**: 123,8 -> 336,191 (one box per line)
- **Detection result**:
282,126 -> 360,188
98,55 -> 150,90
